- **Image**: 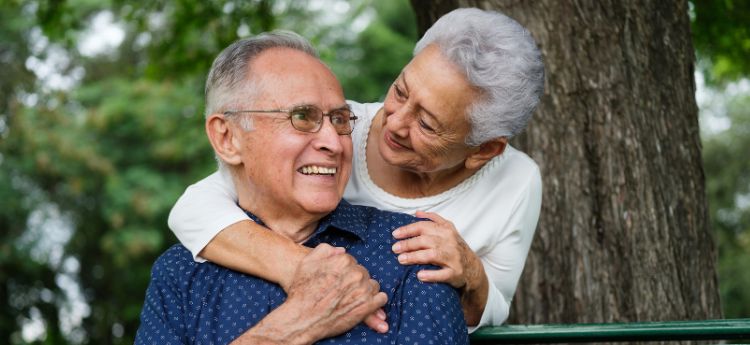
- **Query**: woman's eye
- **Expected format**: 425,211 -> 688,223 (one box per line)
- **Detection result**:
393,84 -> 407,99
418,119 -> 435,132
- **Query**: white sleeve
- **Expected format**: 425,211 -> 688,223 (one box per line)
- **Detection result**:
467,278 -> 509,333
167,170 -> 251,262
468,166 -> 542,332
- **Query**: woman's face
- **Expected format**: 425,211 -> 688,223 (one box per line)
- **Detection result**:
379,44 -> 480,174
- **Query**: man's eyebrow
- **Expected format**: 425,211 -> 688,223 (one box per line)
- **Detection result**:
290,102 -> 350,112
401,71 -> 442,125
331,103 -> 351,111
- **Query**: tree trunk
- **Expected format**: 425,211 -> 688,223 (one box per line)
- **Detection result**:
410,0 -> 722,324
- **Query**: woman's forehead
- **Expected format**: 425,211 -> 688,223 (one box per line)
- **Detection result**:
398,50 -> 478,124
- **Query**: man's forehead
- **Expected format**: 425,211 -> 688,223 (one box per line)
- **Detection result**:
250,47 -> 325,74
248,49 -> 345,109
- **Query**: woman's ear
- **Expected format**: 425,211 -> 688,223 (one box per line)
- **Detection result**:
465,137 -> 508,170
206,114 -> 243,166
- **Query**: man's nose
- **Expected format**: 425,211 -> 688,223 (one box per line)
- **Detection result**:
312,118 -> 344,155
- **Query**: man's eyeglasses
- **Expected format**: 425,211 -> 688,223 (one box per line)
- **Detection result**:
223,105 -> 358,135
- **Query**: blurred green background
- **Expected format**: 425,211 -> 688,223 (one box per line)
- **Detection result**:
0,0 -> 748,344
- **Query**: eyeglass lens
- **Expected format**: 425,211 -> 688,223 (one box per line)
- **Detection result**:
289,106 -> 354,134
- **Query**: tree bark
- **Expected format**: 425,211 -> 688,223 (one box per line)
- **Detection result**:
410,0 -> 722,324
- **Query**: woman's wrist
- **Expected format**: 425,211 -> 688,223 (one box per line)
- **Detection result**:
200,221 -> 313,293
460,249 -> 486,293
279,245 -> 312,291
459,254 -> 489,326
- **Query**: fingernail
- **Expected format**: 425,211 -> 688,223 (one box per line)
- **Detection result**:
397,254 -> 407,263
417,271 -> 426,280
379,323 -> 389,333
392,229 -> 400,238
377,309 -> 386,320
392,243 -> 400,252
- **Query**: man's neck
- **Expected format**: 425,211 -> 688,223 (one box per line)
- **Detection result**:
233,175 -> 322,243
239,200 -> 322,243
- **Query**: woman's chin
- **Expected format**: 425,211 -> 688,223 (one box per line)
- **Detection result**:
379,140 -> 405,163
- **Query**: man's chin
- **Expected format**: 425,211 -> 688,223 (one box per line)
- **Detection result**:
296,191 -> 341,213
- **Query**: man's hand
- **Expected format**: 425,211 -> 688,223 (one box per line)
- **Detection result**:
231,244 -> 388,345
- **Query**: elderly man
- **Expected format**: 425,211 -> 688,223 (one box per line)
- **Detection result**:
134,31 -> 468,345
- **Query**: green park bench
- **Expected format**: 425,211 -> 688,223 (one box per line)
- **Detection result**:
470,318 -> 750,344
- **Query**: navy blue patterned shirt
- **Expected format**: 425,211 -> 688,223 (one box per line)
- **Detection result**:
135,201 -> 468,344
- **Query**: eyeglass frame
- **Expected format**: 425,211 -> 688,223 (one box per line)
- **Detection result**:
222,105 -> 358,135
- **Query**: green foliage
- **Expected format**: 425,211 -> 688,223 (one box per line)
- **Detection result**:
0,2 -> 65,343
0,0 -> 35,114
702,94 -> 750,317
325,0 -> 417,102
111,0 -> 277,79
3,77 -> 213,343
690,0 -> 750,317
692,0 -> 750,84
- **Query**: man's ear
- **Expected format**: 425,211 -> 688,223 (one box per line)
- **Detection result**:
206,113 -> 243,166
465,137 -> 508,170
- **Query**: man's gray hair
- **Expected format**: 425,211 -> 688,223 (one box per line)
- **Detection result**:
204,31 -> 317,171
205,30 -> 318,128
414,8 -> 545,146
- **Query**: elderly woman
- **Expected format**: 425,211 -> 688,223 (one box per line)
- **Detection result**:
168,8 -> 544,331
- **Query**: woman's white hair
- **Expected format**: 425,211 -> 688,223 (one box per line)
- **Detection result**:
414,8 -> 545,146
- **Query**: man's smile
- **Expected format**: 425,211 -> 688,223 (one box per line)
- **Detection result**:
298,165 -> 337,175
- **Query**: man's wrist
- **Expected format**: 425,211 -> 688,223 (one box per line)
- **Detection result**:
237,322 -> 312,345
232,334 -> 284,345
236,302 -> 317,345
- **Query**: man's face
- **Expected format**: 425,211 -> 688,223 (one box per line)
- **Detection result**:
233,47 -> 353,219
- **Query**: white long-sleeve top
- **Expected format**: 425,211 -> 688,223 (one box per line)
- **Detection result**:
168,101 -> 542,331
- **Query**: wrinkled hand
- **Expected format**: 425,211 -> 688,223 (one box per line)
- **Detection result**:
234,243 -> 388,345
392,211 -> 484,291
287,243 -> 388,337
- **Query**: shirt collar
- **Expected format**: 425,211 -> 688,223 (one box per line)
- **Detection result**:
241,200 -> 368,243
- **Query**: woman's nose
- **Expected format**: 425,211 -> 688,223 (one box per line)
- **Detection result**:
385,104 -> 413,138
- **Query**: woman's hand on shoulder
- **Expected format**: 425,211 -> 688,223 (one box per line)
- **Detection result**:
391,211 -> 485,292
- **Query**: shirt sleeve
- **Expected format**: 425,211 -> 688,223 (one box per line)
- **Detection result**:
469,166 -> 542,331
134,251 -> 187,345
394,268 -> 469,345
167,170 -> 251,262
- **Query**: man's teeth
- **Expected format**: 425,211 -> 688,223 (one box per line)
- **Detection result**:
300,166 -> 337,175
